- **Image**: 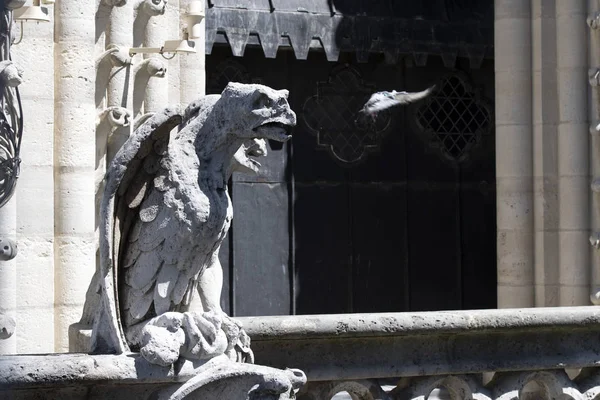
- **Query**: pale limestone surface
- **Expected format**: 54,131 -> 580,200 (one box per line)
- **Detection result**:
0,0 -> 203,354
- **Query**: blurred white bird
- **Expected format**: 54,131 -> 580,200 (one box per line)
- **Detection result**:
359,85 -> 436,118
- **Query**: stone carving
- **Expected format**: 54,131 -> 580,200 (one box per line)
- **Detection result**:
298,371 -> 600,400
0,61 -> 23,88
139,0 -> 168,16
0,314 -> 15,340
0,237 -> 17,261
90,83 -> 297,371
142,57 -> 167,77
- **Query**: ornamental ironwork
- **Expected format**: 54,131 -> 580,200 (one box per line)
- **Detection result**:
207,58 -> 252,95
302,65 -> 392,165
415,73 -> 491,162
0,3 -> 23,208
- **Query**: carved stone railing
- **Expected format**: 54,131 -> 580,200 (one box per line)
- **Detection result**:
239,307 -> 600,400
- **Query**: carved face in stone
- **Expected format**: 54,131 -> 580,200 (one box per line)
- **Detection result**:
142,0 -> 167,15
146,58 -> 167,78
220,82 -> 297,142
0,61 -> 23,87
231,138 -> 268,175
107,107 -> 131,128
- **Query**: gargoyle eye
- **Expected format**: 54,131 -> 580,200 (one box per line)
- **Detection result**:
253,93 -> 271,109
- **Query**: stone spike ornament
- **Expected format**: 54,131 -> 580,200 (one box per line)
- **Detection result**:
84,82 -> 304,398
359,85 -> 436,117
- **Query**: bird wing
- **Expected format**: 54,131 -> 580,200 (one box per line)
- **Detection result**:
360,85 -> 436,115
92,106 -> 183,354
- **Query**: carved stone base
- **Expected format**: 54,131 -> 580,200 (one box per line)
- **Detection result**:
0,353 -> 305,400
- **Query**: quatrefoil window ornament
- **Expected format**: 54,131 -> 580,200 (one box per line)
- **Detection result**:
415,74 -> 492,162
302,66 -> 392,165
207,59 -> 252,95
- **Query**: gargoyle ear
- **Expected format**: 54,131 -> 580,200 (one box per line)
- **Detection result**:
279,89 -> 289,99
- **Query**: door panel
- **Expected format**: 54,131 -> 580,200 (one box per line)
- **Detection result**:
207,46 -> 496,316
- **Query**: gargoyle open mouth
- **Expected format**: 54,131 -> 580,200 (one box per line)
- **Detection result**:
253,122 -> 293,142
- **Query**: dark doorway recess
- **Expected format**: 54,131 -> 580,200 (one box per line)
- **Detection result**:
207,45 -> 497,317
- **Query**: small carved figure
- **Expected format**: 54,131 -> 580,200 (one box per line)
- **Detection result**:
139,0 -> 168,16
0,61 -> 23,88
92,83 -> 296,367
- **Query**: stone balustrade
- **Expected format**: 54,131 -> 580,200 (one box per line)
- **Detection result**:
2,306 -> 600,399
239,306 -> 600,400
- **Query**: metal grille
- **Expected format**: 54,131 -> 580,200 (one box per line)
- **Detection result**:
303,66 -> 391,165
416,74 -> 491,162
206,59 -> 252,94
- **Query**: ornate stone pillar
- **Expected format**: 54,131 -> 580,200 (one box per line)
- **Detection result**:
495,0 -> 535,307
556,0 -> 590,306
532,0 -> 559,306
54,0 -> 96,351
105,1 -> 133,163
136,0 -> 168,114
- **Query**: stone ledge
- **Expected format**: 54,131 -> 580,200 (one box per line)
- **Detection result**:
239,307 -> 600,381
240,306 -> 600,339
0,352 -> 226,390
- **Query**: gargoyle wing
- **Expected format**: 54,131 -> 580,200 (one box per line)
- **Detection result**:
92,106 -> 183,354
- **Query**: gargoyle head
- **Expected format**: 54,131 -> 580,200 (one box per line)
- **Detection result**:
141,0 -> 167,16
145,58 -> 167,77
0,61 -> 23,88
230,138 -> 268,175
220,82 -> 296,143
105,107 -> 131,129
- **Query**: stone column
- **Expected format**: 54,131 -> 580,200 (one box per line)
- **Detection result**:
556,0 -> 590,306
179,0 -> 205,313
106,2 -> 133,162
12,0 -> 56,352
495,0 -> 535,308
0,197 -> 17,354
179,0 -> 205,104
140,1 -> 168,113
54,0 -> 96,351
532,0 -> 559,307
588,1 -> 600,303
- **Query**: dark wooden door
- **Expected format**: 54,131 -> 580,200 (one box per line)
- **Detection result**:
207,46 -> 497,316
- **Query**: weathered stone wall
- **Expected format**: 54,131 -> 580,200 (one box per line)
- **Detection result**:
1,0 -> 205,354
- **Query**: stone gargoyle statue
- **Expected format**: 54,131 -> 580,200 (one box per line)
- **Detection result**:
84,82 -> 305,398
